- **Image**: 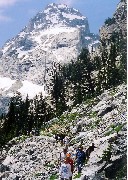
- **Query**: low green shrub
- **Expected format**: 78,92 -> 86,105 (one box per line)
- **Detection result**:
15,135 -> 28,142
105,130 -> 113,136
49,174 -> 59,180
74,173 -> 81,179
89,111 -> 97,118
101,145 -> 112,162
104,17 -> 115,25
44,163 -> 55,168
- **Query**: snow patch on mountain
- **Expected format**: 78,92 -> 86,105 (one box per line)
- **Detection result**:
18,80 -> 46,99
0,77 -> 16,92
0,76 -> 45,99
61,12 -> 85,20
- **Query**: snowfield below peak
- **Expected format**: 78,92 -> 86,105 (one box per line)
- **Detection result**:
0,76 -> 46,99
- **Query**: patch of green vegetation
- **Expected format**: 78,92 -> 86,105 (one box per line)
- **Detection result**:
87,118 -> 101,130
15,135 -> 28,142
110,124 -> 116,130
105,130 -> 113,136
68,112 -> 79,121
70,139 -> 77,145
39,109 -> 81,136
104,17 -> 115,25
89,111 -> 97,118
109,91 -> 116,97
105,122 -> 126,136
74,173 -> 81,179
115,164 -> 127,180
49,174 -> 59,180
59,114 -> 65,122
114,123 -> 126,134
89,122 -> 95,129
84,98 -> 94,105
40,131 -> 53,137
95,118 -> 101,126
34,172 -> 43,177
101,145 -> 112,162
59,112 -> 79,122
44,163 -> 55,168
105,123 -> 116,136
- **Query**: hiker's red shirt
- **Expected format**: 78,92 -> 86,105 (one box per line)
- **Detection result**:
66,159 -> 74,173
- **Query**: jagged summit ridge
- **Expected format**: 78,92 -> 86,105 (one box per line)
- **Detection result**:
1,2 -> 93,59
26,3 -> 90,33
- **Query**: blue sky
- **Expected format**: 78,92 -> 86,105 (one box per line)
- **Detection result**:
0,0 -> 120,48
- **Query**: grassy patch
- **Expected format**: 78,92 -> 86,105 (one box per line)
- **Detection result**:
40,131 -> 53,137
15,135 -> 28,142
87,118 -> 101,130
114,123 -> 126,134
69,138 -> 77,145
105,130 -> 113,136
59,112 -> 79,123
49,174 -> 59,180
101,145 -> 112,162
109,90 -> 116,97
84,97 -> 95,105
105,122 -> 126,136
40,111 -> 81,136
44,163 -> 55,168
89,111 -> 97,118
34,172 -> 43,177
74,173 -> 81,179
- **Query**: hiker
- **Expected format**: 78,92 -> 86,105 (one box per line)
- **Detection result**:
59,158 -> 72,180
59,133 -> 65,146
76,124 -> 82,133
58,148 -> 68,166
72,126 -> 77,135
31,128 -> 36,135
63,136 -> 70,147
75,145 -> 86,174
66,153 -> 74,180
86,143 -> 96,159
55,134 -> 59,142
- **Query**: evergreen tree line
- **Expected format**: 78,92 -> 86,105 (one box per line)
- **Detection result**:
49,30 -> 126,115
0,93 -> 54,146
0,29 -> 126,146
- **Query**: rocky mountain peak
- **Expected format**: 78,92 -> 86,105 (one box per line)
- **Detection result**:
0,3 -> 100,115
26,3 -> 90,34
0,2 -> 99,89
100,0 -> 127,40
